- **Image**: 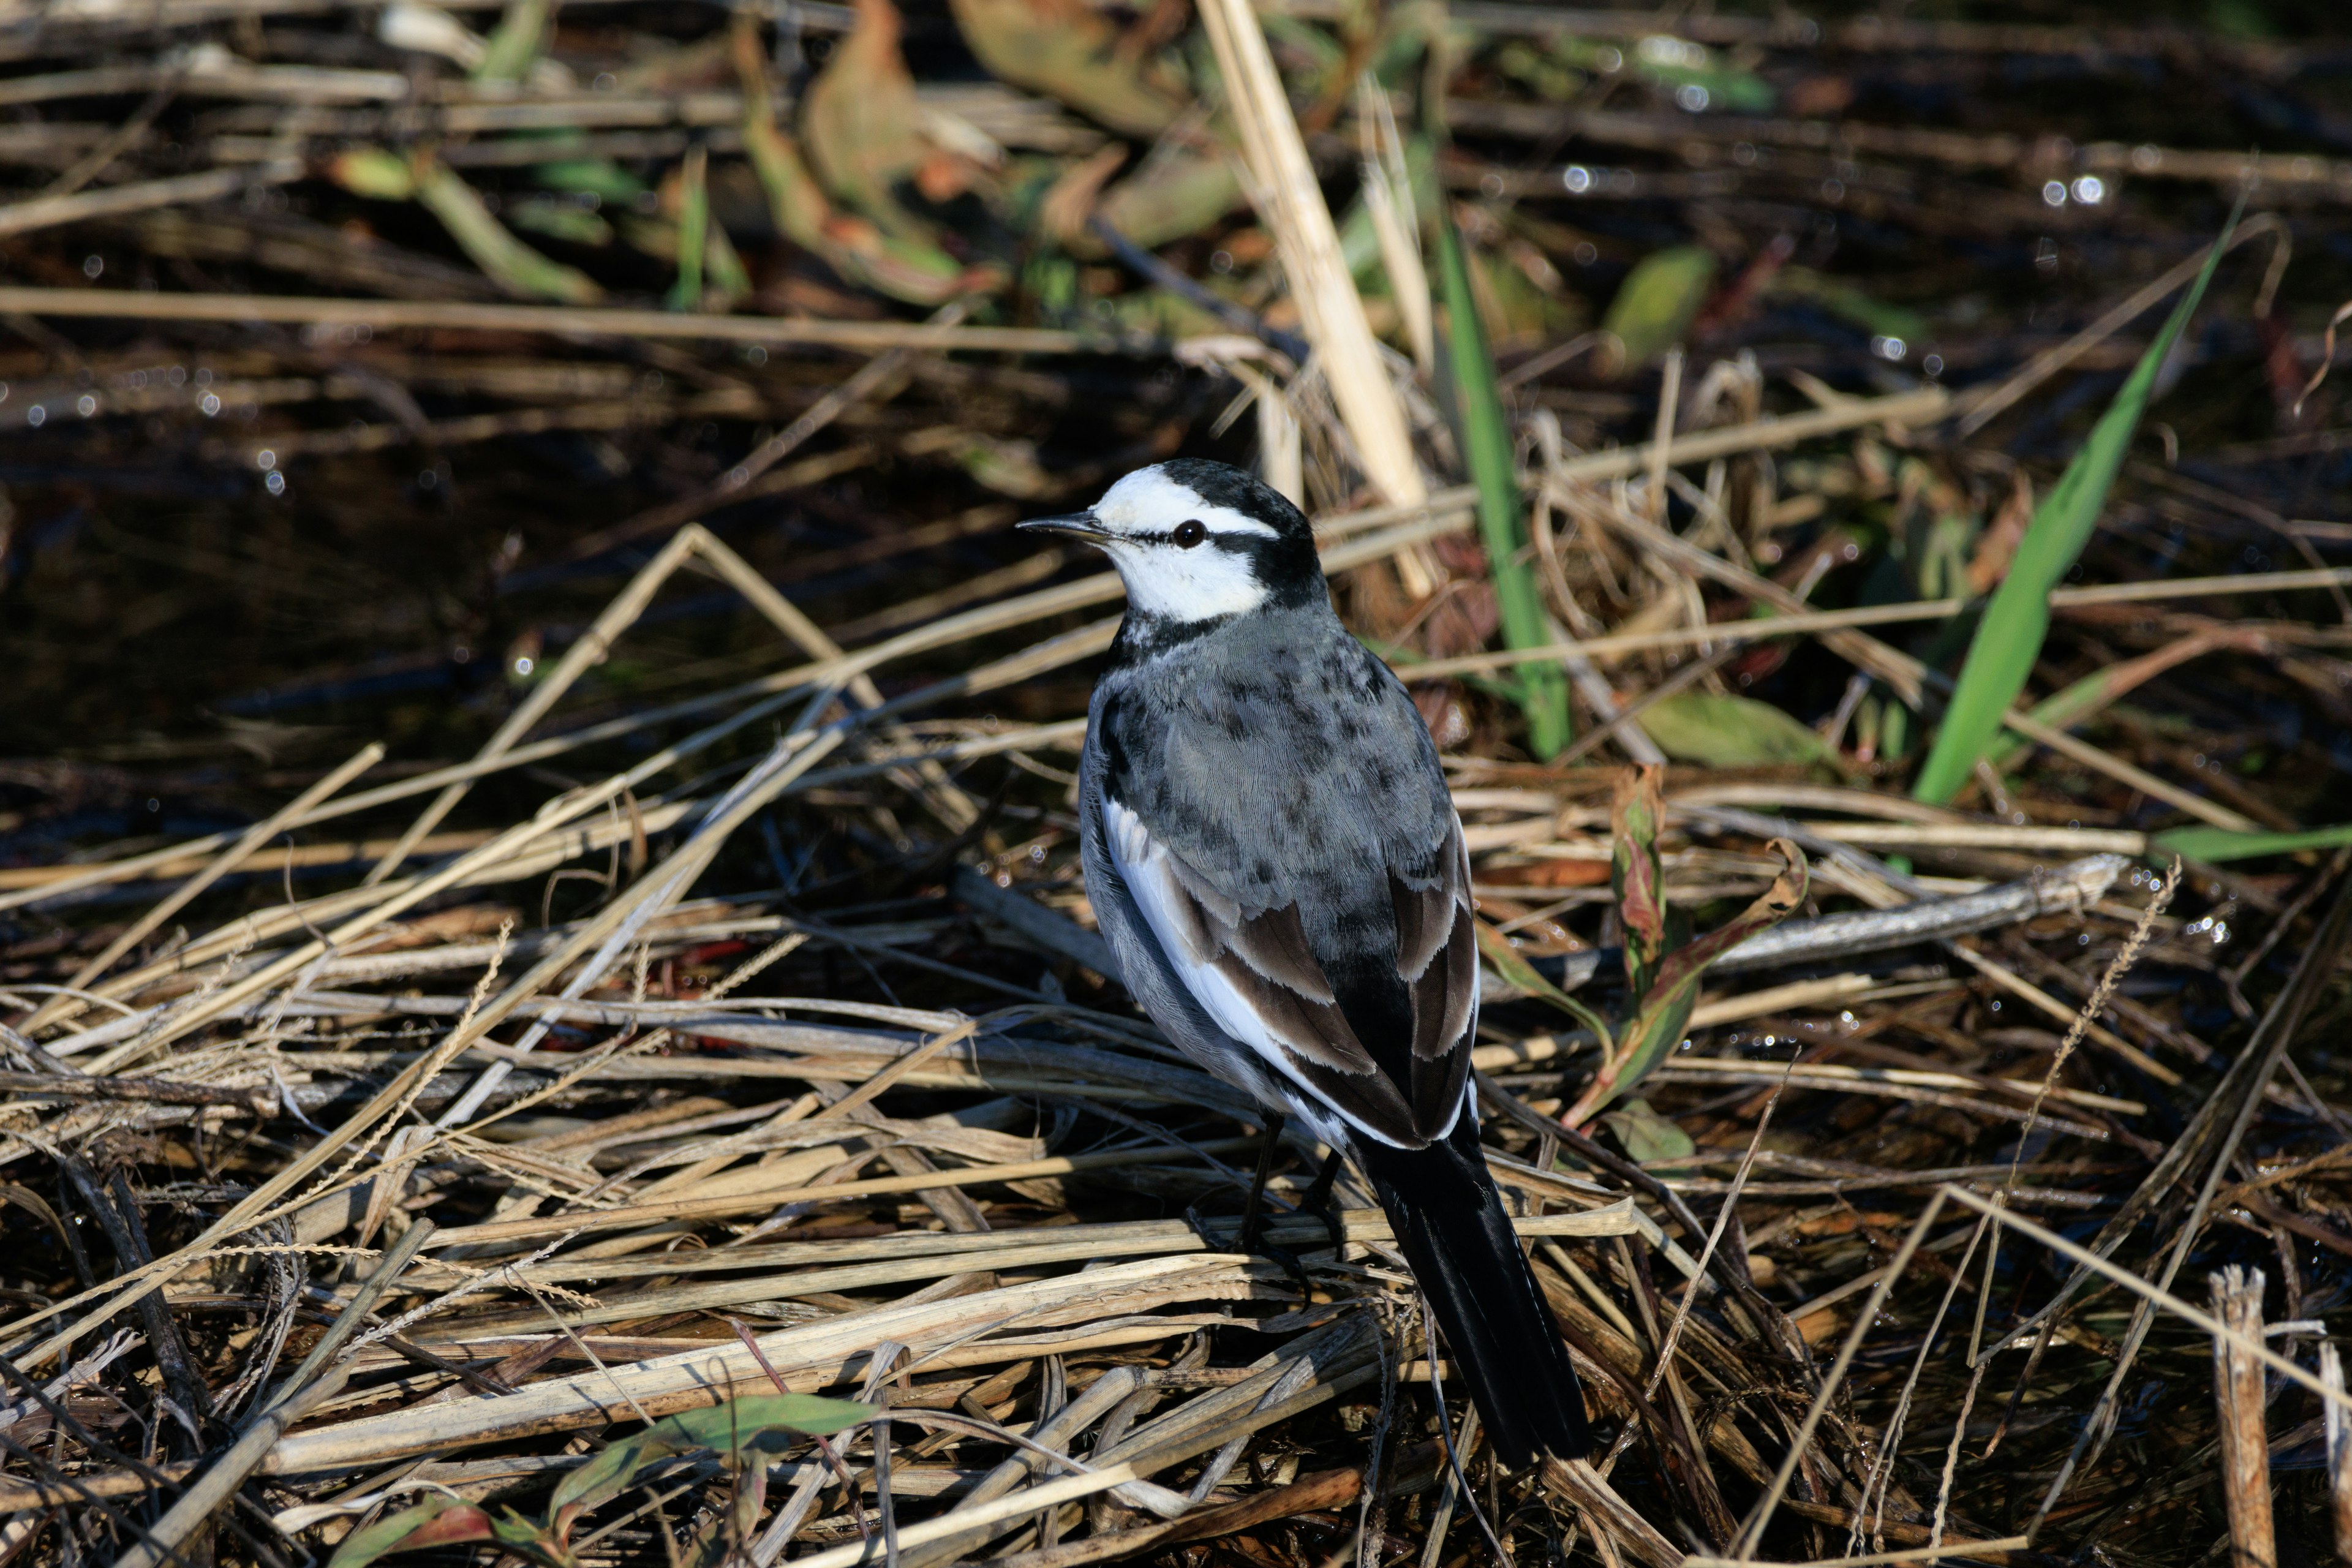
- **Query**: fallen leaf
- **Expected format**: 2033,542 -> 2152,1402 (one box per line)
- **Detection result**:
1640,690 -> 1842,772
1598,1098 -> 1697,1163
802,0 -> 933,239
1598,246 -> 1716,375
949,0 -> 1185,138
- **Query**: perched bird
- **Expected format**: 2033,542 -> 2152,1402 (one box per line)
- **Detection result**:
1022,458 -> 1591,1468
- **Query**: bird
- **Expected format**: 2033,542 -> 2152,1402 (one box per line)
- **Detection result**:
1020,457 -> 1591,1468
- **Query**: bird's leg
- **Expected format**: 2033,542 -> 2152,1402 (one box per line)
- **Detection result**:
1235,1110 -> 1286,1255
1295,1148 -> 1346,1256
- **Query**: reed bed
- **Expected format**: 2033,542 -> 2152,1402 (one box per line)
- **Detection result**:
2,4 -> 2351,1568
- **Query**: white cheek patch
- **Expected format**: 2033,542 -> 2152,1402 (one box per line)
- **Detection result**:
1106,540 -> 1268,622
1090,469 -> 1283,623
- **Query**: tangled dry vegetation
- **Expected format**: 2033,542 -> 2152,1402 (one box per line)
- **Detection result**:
1,2 -> 2351,1568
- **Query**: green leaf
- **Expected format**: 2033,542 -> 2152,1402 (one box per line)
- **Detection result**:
1984,662 -> 2133,775
534,160 -> 649,203
551,1393 -> 874,1522
326,149 -> 417,202
1599,246 -> 1716,374
1913,201 -> 2244,804
730,17 -> 974,307
2154,822 -> 2352,862
327,1499 -> 495,1568
1640,836 -> 1807,1004
507,197 -> 616,247
1436,210 -> 1572,757
1572,837 -> 1806,1125
1641,690 -> 1845,772
661,1392 -> 875,1449
1093,151 -> 1246,251
668,146 -> 710,311
1472,919 -> 1613,1051
473,0 -> 551,83
946,0 -> 1184,137
1768,266 -> 1929,347
414,159 -> 605,304
1597,1098 -> 1697,1163
1596,985 -> 1702,1123
488,1509 -> 578,1568
1610,763 -> 1670,1000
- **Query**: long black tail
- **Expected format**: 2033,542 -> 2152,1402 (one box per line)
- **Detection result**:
1354,1116 -> 1592,1468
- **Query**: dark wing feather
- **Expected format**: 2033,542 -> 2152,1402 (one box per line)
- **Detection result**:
1102,795 -> 1479,1148
1396,818 -> 1477,1131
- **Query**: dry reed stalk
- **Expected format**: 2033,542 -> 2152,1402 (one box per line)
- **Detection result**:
1683,1542 -> 2030,1568
1390,557 -> 2351,678
421,1164 -> 1638,1253
259,1256 -> 1379,1477
1541,1458 -> 1681,1568
23,741 -> 385,1029
1356,74 -> 1430,374
986,1466 -> 1362,1568
108,1219 -> 439,1568
404,1202 -> 1638,1292
1193,0 -> 1422,507
1946,1188 -> 2352,1422
18,772 -> 728,1044
1940,944 -> 2179,1085
1247,363 -> 1305,504
2014,880 -> 2352,1530
426,721 -> 858,1124
0,285 -> 1101,352
2211,1266 -> 2276,1568
3,744 -> 823,1365
0,161 -> 301,235
1472,1036 -> 2141,1114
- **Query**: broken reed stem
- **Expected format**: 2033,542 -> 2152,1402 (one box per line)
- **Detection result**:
2212,1266 -> 2276,1568
2323,1343 -> 2352,1564
1192,0 -> 1421,508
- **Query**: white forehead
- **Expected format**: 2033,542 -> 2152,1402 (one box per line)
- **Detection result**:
1093,467 -> 1276,538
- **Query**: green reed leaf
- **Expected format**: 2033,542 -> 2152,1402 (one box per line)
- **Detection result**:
1913,200 -> 2244,804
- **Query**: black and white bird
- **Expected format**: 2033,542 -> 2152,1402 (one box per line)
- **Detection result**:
1022,458 -> 1591,1468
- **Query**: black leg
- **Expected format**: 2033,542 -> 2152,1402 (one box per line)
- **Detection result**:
1235,1110 -> 1285,1254
1297,1148 -> 1346,1254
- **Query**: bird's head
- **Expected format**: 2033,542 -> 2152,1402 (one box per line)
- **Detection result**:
1019,459 -> 1324,626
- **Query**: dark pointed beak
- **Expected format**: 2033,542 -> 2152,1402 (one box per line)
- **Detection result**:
1018,511 -> 1112,543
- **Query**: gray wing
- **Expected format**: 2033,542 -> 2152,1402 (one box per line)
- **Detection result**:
1083,638 -> 1479,1148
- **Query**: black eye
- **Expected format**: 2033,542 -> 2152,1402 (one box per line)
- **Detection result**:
1172,519 -> 1207,548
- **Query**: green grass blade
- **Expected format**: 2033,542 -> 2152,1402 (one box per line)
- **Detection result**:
1472,920 -> 1614,1049
1913,200 -> 2244,804
668,146 -> 710,311
475,0 -> 551,84
1985,663 -> 2127,774
1434,211 -> 1571,756
415,160 -> 604,305
2154,822 -> 2352,862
